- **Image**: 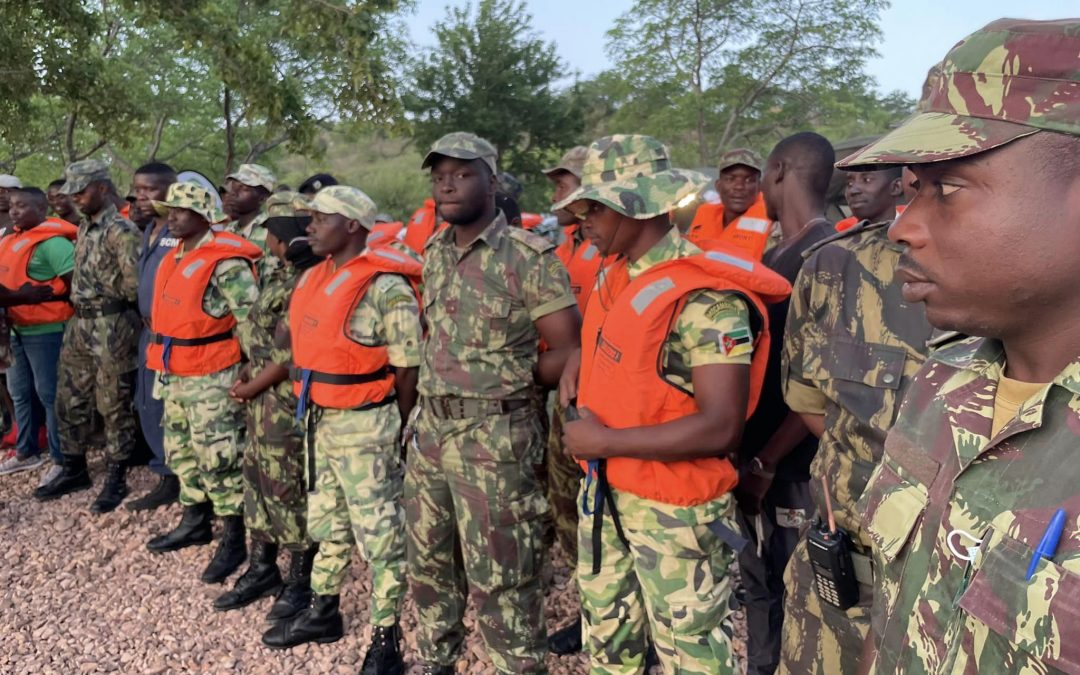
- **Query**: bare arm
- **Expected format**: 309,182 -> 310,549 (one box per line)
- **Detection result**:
799,412 -> 825,439
534,306 -> 581,389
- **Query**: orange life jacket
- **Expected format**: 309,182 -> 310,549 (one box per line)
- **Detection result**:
520,213 -> 543,230
836,204 -> 906,232
554,224 -> 605,311
0,219 -> 78,326
146,232 -> 262,376
578,244 -> 791,506
290,246 -> 422,414
686,193 -> 772,261
402,199 -> 447,254
368,221 -> 404,247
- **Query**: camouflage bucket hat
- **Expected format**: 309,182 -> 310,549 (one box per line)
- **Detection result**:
552,135 -> 712,220
422,132 -> 498,175
225,163 -> 276,192
543,146 -> 589,179
59,159 -> 110,195
839,18 -> 1080,169
717,148 -> 763,174
152,182 -> 226,224
305,185 -> 378,230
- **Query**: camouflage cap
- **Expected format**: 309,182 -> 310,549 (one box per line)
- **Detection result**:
543,146 -> 589,179
305,185 -> 377,230
552,135 -> 711,220
152,181 -> 226,224
59,159 -> 111,195
0,175 -> 22,189
839,18 -> 1080,169
421,132 -> 498,175
225,163 -> 276,192
265,190 -> 304,218
717,148 -> 763,174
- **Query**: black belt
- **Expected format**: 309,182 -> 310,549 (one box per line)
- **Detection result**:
588,459 -> 630,575
152,330 -> 233,347
74,299 -> 132,318
289,366 -> 393,385
425,396 -> 531,420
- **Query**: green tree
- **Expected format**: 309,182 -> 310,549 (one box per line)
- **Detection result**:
404,0 -> 583,211
605,0 -> 895,167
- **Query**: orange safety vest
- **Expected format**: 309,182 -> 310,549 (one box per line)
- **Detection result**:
290,246 -> 422,413
836,204 -> 906,232
578,245 -> 791,506
368,221 -> 404,247
554,223 -> 605,311
146,232 -> 262,376
402,199 -> 447,254
0,219 -> 78,326
686,193 -> 772,261
520,213 -> 543,230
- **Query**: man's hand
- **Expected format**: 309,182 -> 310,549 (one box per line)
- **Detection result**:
735,463 -> 774,516
558,348 -> 581,407
562,408 -> 611,461
229,379 -> 259,403
14,282 -> 54,305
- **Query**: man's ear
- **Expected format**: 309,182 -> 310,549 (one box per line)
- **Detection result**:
347,218 -> 363,235
772,161 -> 785,185
889,177 -> 903,198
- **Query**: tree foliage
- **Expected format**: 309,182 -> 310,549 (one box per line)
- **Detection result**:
403,0 -> 583,210
603,0 -> 907,167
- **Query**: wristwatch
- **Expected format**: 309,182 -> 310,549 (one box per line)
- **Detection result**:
750,457 -> 775,479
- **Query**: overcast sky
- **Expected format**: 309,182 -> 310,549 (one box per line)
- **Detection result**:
406,1 -> 1067,97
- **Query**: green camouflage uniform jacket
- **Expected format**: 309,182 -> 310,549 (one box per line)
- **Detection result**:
419,210 -> 575,400
71,201 -> 140,309
226,211 -> 280,285
860,337 -> 1080,674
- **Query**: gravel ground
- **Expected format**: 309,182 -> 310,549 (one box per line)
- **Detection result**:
0,454 -> 746,674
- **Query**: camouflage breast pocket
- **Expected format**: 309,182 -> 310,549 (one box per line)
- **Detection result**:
454,292 -> 511,349
956,511 -> 1080,673
817,337 -> 907,428
863,461 -> 929,567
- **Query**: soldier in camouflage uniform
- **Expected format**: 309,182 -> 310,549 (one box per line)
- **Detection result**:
776,118 -> 936,675
847,19 -> 1080,673
262,187 -> 422,675
143,183 -> 262,587
34,160 -> 142,514
407,132 -> 580,674
213,192 -> 320,617
555,135 -> 784,675
223,163 -> 279,285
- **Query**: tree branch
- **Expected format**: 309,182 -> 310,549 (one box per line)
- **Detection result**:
145,114 -> 168,161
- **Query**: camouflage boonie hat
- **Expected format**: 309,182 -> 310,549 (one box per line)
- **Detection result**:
552,135 -> 711,220
59,159 -> 110,195
422,132 -> 498,175
225,163 -> 276,192
152,182 -> 226,224
543,146 -> 588,179
304,185 -> 377,230
840,18 -> 1080,169
717,148 -> 763,174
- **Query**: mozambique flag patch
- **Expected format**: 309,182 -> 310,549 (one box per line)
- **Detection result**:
720,327 -> 753,356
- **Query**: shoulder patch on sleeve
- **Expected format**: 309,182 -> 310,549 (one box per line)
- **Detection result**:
507,226 -> 555,254
802,219 -> 889,259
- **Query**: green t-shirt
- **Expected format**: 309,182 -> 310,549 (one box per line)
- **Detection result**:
13,235 -> 76,336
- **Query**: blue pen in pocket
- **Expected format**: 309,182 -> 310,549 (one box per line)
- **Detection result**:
1026,508 -> 1067,581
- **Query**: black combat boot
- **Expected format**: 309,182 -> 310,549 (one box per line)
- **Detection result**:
261,594 -> 344,649
547,616 -> 583,654
126,474 -> 180,511
90,461 -> 129,513
33,454 -> 91,501
146,502 -> 213,553
213,540 -> 282,611
360,623 -> 405,675
266,545 -> 317,622
201,515 -> 248,584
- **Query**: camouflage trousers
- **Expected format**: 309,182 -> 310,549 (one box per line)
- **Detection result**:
305,404 -> 406,627
405,403 -> 548,674
160,365 -> 245,516
546,402 -> 581,559
242,383 -> 307,549
777,538 -> 873,675
57,314 -> 139,461
579,486 -> 740,675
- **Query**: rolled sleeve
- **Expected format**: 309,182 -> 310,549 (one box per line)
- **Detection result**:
524,250 -> 576,321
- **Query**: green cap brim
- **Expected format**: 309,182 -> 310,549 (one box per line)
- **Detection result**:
837,112 -> 1040,170
553,169 -> 711,220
